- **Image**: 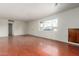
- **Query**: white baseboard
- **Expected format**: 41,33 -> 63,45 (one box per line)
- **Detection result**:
68,42 -> 79,46
27,34 -> 68,43
27,34 -> 79,46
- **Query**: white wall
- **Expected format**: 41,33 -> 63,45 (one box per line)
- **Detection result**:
13,20 -> 27,35
27,7 -> 79,42
0,19 -> 8,37
0,19 -> 27,37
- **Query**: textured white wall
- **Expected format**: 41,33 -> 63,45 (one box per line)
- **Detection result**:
27,7 -> 79,42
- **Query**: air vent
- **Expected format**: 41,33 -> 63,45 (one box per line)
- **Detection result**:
8,20 -> 14,22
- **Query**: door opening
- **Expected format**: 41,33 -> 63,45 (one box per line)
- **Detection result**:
8,23 -> 13,36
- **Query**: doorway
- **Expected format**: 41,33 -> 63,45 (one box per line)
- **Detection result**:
8,23 -> 13,36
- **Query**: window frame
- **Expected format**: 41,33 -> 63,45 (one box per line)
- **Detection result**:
40,18 -> 58,31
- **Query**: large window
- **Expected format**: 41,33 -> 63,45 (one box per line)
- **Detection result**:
40,18 -> 58,31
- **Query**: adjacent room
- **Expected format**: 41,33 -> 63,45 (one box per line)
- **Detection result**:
0,3 -> 79,56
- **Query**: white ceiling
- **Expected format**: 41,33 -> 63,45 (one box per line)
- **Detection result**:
0,3 -> 79,21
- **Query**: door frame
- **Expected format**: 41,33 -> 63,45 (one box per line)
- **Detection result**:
8,23 -> 13,36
